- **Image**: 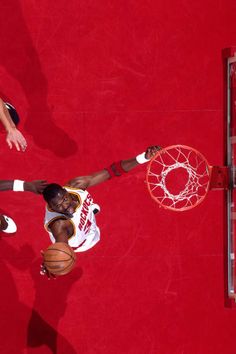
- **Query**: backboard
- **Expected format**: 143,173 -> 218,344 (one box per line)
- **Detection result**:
224,47 -> 236,301
146,47 -> 236,302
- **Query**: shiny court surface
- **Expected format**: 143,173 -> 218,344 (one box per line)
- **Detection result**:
0,1 -> 236,353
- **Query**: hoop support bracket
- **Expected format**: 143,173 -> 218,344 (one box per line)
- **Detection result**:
209,166 -> 230,190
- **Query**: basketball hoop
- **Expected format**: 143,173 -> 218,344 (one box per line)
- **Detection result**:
146,145 -> 212,211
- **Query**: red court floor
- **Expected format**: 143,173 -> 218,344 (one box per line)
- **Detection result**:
0,1 -> 236,353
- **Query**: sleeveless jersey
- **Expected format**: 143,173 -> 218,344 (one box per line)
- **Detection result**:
44,186 -> 100,252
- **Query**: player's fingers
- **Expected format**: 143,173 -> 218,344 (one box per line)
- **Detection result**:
6,139 -> 12,149
146,147 -> 155,158
39,260 -> 56,280
13,141 -> 20,152
150,146 -> 161,156
46,270 -> 56,280
39,183 -> 48,193
20,138 -> 27,151
49,273 -> 56,280
40,263 -> 56,279
40,267 -> 47,275
20,143 -> 27,151
34,179 -> 47,183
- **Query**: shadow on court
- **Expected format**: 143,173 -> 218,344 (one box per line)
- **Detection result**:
0,1 -> 78,157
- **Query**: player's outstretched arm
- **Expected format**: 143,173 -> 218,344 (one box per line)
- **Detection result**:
40,219 -> 72,279
67,145 -> 161,189
47,219 -> 71,242
0,179 -> 48,194
67,170 -> 110,190
0,97 -> 27,152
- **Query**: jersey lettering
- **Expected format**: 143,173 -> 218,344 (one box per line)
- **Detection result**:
45,188 -> 99,250
78,194 -> 93,231
84,219 -> 92,234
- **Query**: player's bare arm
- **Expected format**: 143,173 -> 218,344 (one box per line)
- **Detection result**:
0,97 -> 27,152
48,218 -> 73,243
24,180 -> 48,194
0,179 -> 48,194
40,219 -> 72,279
67,169 -> 110,190
67,145 -> 161,189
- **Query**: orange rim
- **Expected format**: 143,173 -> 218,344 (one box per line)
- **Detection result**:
146,145 -> 211,211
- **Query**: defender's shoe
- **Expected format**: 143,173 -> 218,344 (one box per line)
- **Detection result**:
2,215 -> 17,233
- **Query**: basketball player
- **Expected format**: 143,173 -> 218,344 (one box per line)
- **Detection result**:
0,97 -> 27,151
41,146 -> 160,275
0,179 -> 47,233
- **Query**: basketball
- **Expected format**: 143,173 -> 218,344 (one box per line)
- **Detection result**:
43,242 -> 76,276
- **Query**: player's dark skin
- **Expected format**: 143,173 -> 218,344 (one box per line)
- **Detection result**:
47,191 -> 78,243
0,180 -> 47,231
0,180 -> 47,193
46,146 -> 161,245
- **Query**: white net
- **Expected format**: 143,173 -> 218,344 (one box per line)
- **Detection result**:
146,145 -> 211,211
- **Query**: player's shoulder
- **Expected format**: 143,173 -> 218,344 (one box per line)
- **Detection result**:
48,216 -> 69,228
64,185 -> 88,196
64,185 -> 83,191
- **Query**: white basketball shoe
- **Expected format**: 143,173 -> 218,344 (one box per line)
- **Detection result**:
2,215 -> 17,233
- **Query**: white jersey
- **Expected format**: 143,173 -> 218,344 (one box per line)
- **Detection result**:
44,186 -> 100,253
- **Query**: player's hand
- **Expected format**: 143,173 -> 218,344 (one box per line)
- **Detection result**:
145,145 -> 162,160
6,128 -> 27,152
40,263 -> 56,279
40,251 -> 56,279
24,180 -> 48,194
67,176 -> 90,190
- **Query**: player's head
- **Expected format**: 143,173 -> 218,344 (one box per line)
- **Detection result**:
43,183 -> 75,217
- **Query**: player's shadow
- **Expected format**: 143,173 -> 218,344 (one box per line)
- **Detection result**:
0,239 -> 30,354
0,1 -> 78,157
27,253 -> 83,354
0,237 -> 81,354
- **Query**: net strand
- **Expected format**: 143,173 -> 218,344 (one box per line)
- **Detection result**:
147,146 -> 210,210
